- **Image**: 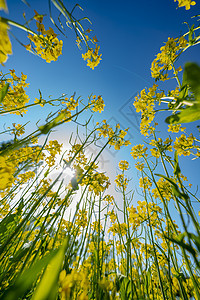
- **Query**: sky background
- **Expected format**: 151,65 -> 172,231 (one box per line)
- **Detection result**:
1,0 -> 200,214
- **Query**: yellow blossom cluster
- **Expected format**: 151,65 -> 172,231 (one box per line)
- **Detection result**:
75,209 -> 88,229
152,177 -> 173,201
0,0 -> 8,11
139,176 -> 152,191
9,144 -> 45,166
65,144 -> 110,195
149,137 -> 173,158
64,96 -> 79,111
107,210 -> 117,223
127,201 -> 163,232
45,140 -> 63,167
0,20 -> 12,65
82,45 -> 102,70
0,156 -> 15,190
17,170 -> 36,184
115,173 -> 128,190
168,124 -> 186,133
135,161 -> 144,171
133,84 -> 164,135
118,160 -> 129,171
174,0 -> 196,10
130,144 -> 148,159
0,69 -> 29,114
10,123 -> 25,137
59,268 -> 89,300
26,12 -> 63,63
151,36 -> 188,81
108,222 -> 128,236
83,171 -> 110,195
173,133 -> 195,156
97,120 -> 130,150
27,32 -> 63,63
103,194 -> 114,205
90,95 -> 105,113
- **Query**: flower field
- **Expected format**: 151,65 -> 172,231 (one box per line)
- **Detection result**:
0,0 -> 200,299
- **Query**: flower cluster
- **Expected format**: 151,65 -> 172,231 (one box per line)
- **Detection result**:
139,176 -> 152,191
45,140 -> 63,167
65,144 -> 110,195
0,156 -> 15,190
130,144 -> 148,159
174,0 -> 196,10
152,177 -> 173,201
133,84 -> 164,135
10,123 -> 25,138
173,134 -> 195,156
0,69 -> 29,114
82,45 -> 102,70
59,268 -> 89,300
83,171 -> 110,195
64,96 -> 79,111
0,20 -> 12,65
149,137 -> 173,158
26,11 -> 63,63
115,173 -> 128,190
97,120 -> 130,150
168,124 -> 186,133
75,209 -> 88,229
151,36 -> 188,81
118,160 -> 129,171
108,221 -> 128,236
90,95 -> 105,113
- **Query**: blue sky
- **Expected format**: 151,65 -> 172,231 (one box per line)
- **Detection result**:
1,0 -> 200,209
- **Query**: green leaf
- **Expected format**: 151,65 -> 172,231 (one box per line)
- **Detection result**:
173,151 -> 181,176
183,62 -> 200,101
0,83 -> 9,103
188,24 -> 195,45
32,238 -> 68,300
0,214 -> 15,235
2,250 -> 59,300
165,103 -> 200,124
165,63 -> 200,124
187,233 -> 200,253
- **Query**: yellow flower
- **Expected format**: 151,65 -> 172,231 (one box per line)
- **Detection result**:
139,176 -> 152,191
151,36 -> 188,81
0,0 -> 8,11
28,26 -> 63,63
150,148 -> 160,158
168,124 -> 182,133
0,20 -> 12,65
0,156 -> 15,190
91,95 -> 105,113
115,173 -> 128,190
82,45 -> 102,70
133,84 -> 160,136
173,134 -> 195,156
75,209 -> 88,229
152,177 -> 172,201
174,0 -> 196,10
135,162 -> 144,171
130,144 -> 148,159
118,160 -> 129,171
108,222 -> 128,236
0,70 -> 29,114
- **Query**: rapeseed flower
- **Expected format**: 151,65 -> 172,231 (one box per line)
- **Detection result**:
174,0 -> 196,10
0,20 -> 12,65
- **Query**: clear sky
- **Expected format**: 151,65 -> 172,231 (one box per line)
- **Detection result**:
1,0 -> 200,209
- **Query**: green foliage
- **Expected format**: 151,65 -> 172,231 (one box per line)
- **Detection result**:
166,63 -> 200,124
0,83 -> 9,103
